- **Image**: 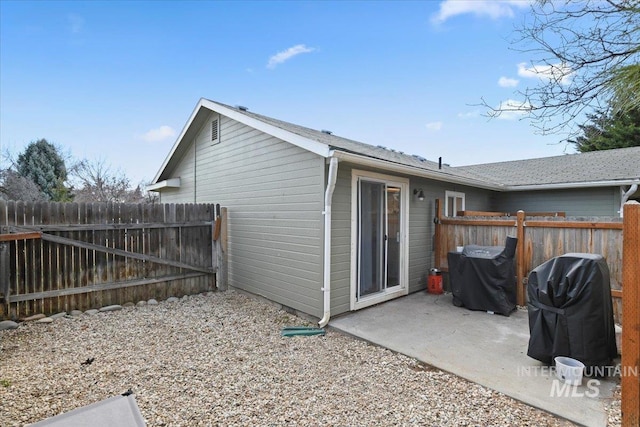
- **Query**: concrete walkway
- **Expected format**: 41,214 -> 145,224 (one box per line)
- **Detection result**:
330,292 -> 618,427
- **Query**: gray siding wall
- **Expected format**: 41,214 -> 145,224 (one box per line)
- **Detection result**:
408,179 -> 493,293
329,162 -> 494,316
493,187 -> 619,217
159,112 -> 326,317
329,166 -> 354,315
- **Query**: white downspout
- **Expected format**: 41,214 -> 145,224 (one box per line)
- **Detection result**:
620,183 -> 639,217
319,155 -> 339,327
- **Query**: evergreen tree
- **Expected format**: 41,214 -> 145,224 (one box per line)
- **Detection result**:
570,106 -> 640,152
16,139 -> 71,201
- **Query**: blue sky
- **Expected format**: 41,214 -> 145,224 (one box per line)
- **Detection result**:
1,0 -> 580,185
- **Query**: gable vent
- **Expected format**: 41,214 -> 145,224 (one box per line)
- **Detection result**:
211,118 -> 219,143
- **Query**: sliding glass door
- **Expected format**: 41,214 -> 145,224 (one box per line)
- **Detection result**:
353,172 -> 407,309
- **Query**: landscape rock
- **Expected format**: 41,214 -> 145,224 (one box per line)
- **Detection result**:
99,305 -> 123,312
0,320 -> 19,330
147,299 -> 158,305
123,302 -> 135,308
84,309 -> 99,316
136,301 -> 147,307
36,317 -> 54,324
21,314 -> 46,322
0,291 -> 587,427
166,297 -> 179,303
70,310 -> 83,317
49,312 -> 67,319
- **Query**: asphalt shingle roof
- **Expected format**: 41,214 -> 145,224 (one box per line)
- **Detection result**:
208,100 -> 444,172
454,147 -> 640,187
206,100 -> 640,189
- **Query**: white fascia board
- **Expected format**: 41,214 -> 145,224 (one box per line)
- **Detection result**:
201,99 -> 331,158
151,99 -> 206,184
332,151 -> 503,191
146,178 -> 181,192
505,178 -> 640,191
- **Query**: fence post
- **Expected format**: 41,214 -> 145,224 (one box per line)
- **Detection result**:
516,210 -> 526,306
622,200 -> 640,427
0,242 -> 9,301
216,207 -> 228,291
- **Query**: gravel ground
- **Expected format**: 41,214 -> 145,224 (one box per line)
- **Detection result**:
0,291 -> 616,426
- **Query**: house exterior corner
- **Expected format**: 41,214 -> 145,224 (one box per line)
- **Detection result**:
154,110 -> 327,318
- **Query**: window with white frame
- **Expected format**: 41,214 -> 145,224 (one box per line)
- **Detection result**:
445,191 -> 465,217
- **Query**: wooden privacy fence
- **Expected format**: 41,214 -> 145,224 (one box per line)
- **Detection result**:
433,199 -> 624,322
621,201 -> 639,427
0,201 -> 219,319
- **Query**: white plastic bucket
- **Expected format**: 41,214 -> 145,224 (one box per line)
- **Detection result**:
555,356 -> 585,386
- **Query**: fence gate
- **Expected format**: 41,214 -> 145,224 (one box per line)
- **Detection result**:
0,201 -> 217,318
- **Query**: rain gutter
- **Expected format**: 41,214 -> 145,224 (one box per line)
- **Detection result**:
505,179 -> 640,192
331,151 -> 503,191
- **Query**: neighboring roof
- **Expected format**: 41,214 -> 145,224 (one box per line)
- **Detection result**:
152,98 -> 640,191
455,147 -> 640,190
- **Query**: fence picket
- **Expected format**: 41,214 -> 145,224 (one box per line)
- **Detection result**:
435,203 -> 624,323
0,202 -> 216,318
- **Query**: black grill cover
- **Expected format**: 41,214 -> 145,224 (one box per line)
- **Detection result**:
447,237 -> 517,316
527,253 -> 617,367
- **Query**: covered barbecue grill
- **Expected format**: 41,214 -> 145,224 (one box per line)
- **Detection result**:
527,253 -> 617,367
447,237 -> 517,316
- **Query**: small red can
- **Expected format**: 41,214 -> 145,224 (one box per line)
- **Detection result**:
428,268 -> 443,294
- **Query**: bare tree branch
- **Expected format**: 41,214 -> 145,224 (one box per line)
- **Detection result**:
483,0 -> 640,139
72,158 -> 148,203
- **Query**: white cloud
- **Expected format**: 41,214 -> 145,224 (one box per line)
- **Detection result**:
267,44 -> 315,69
498,76 -> 519,88
494,99 -> 532,120
431,0 -> 530,24
68,14 -> 85,33
517,62 -> 573,85
139,125 -> 176,142
425,121 -> 443,131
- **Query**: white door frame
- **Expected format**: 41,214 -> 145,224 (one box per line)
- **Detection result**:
350,169 -> 409,310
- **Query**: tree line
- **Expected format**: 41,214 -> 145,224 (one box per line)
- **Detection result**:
0,139 -> 156,203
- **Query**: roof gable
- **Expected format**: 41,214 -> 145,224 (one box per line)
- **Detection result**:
153,99 -> 331,183
153,98 -> 640,191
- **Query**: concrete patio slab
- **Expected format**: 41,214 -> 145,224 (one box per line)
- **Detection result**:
330,292 -> 618,427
